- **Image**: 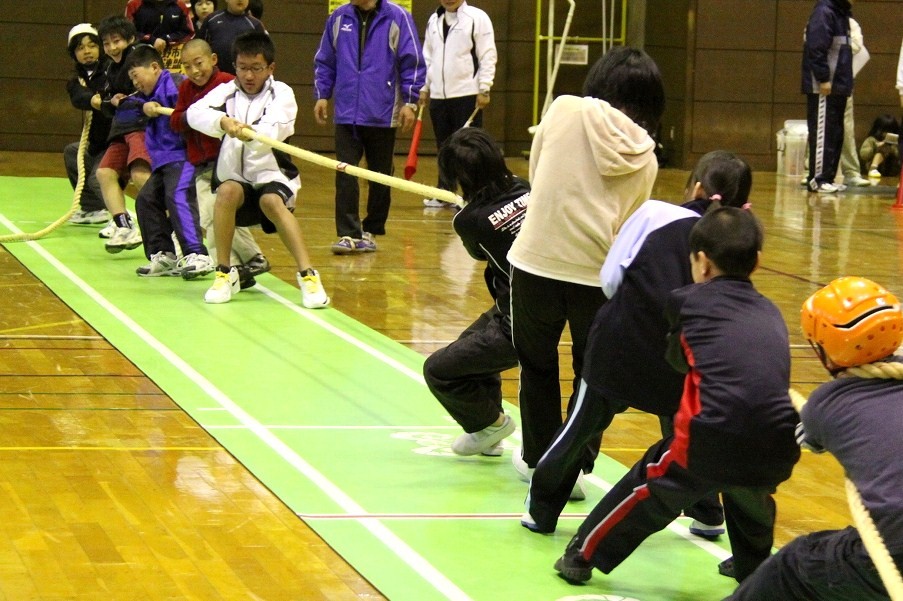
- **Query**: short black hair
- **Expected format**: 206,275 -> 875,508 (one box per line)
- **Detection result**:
689,207 -> 763,278
191,0 -> 219,19
582,46 -> 665,135
98,15 -> 137,43
233,31 -> 274,65
249,0 -> 264,19
438,127 -> 513,204
123,44 -> 164,72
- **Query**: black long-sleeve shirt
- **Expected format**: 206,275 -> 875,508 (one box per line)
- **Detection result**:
665,277 -> 800,487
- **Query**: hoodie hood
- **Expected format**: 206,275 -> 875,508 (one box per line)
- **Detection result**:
581,97 -> 656,177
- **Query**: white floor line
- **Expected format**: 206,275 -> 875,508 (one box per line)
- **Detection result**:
0,215 -> 473,601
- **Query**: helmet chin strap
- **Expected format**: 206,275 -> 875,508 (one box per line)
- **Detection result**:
811,341 -> 846,377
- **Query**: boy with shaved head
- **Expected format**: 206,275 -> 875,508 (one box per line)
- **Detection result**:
170,38 -> 269,289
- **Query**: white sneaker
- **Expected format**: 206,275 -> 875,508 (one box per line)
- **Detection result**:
136,251 -> 179,277
481,441 -> 504,457
451,415 -> 515,456
512,448 -> 534,483
205,267 -> 239,304
98,219 -> 116,239
845,174 -> 870,187
423,197 -> 456,209
569,472 -> 587,501
809,181 -> 839,194
868,169 -> 882,185
178,253 -> 215,280
104,226 -> 142,253
689,519 -> 725,539
297,269 -> 330,309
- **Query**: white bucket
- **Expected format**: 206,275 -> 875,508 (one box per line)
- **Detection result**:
782,120 -> 808,177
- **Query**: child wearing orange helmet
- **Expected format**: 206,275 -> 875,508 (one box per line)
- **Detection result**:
724,276 -> 903,600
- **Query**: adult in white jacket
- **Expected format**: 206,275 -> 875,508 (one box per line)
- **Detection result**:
420,0 -> 496,206
507,47 -> 664,479
187,31 -> 328,308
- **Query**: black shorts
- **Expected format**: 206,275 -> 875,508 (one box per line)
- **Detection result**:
222,180 -> 294,234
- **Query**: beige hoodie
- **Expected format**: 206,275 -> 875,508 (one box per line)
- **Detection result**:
508,95 -> 658,287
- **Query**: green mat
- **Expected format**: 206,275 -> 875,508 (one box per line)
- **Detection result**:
1,176 -> 737,601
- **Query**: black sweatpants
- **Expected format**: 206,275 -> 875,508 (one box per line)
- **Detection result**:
807,93 -> 847,186
573,437 -> 777,582
724,527 -> 899,601
429,95 -> 481,190
510,267 -> 604,467
334,124 -> 396,237
423,306 -> 518,433
528,380 -> 724,533
63,142 -> 106,213
135,161 -> 206,259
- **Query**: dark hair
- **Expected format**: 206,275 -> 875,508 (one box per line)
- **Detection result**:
438,128 -> 514,203
68,32 -> 103,60
98,15 -> 138,43
191,0 -> 219,19
249,0 -> 264,19
687,151 -> 753,209
582,46 -> 665,135
689,206 -> 763,278
867,114 -> 900,140
123,44 -> 164,72
233,31 -> 274,64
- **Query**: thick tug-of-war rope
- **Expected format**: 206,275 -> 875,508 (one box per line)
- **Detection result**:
790,367 -> 903,601
153,106 -> 463,206
0,112 -> 92,243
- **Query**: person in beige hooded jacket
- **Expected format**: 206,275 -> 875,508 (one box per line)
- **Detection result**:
507,46 -> 664,482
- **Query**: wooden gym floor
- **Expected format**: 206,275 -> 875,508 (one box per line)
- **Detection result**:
1,149 -> 900,600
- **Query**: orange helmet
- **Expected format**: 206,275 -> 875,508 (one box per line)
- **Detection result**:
801,277 -> 903,368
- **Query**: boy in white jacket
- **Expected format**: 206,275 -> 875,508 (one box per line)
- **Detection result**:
187,31 -> 329,308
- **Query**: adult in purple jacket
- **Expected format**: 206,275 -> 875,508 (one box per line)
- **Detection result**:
313,0 -> 425,255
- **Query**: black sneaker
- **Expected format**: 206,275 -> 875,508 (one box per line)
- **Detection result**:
718,556 -> 735,578
246,254 -> 271,277
236,264 -> 257,290
554,536 -> 593,583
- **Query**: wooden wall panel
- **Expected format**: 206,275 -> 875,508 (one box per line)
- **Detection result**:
696,0 -> 777,50
1,1 -> 899,167
694,50 -> 775,103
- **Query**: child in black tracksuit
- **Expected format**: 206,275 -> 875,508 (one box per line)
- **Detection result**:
422,127 -> 527,456
64,23 -> 113,225
554,207 -> 800,588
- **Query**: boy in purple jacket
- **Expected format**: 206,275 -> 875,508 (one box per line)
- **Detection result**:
124,45 -> 213,279
313,0 -> 425,254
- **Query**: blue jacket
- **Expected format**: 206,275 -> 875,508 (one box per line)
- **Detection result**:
313,0 -> 425,127
140,69 -> 186,170
801,0 -> 854,96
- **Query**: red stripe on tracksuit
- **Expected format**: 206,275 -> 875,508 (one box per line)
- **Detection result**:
579,333 -> 704,560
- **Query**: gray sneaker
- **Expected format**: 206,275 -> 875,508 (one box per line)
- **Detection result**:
105,226 -> 142,253
178,253 -> 215,280
451,415 -> 515,456
136,251 -> 179,277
